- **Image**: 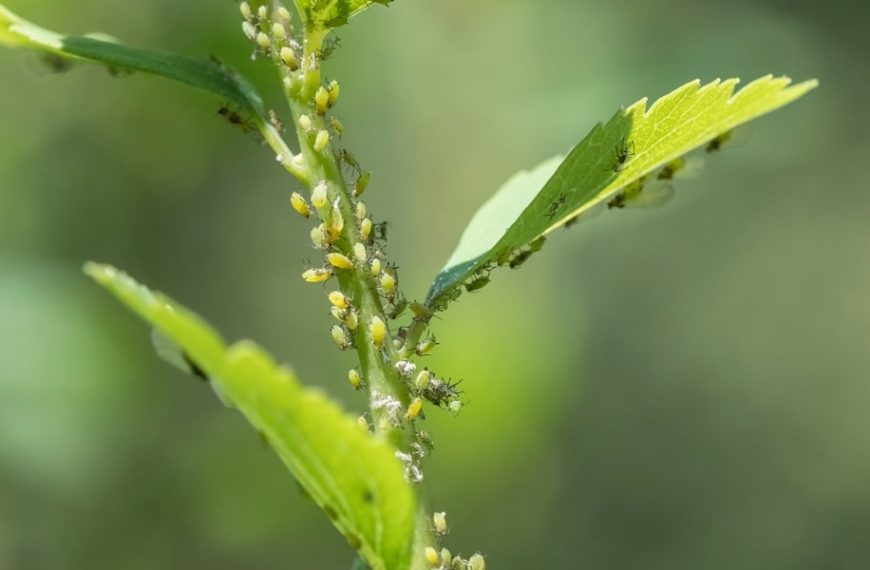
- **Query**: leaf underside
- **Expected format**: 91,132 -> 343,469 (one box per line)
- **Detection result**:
426,75 -> 818,306
84,263 -> 416,570
295,0 -> 393,30
0,4 -> 267,117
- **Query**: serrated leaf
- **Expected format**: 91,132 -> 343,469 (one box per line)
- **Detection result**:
0,4 -> 266,117
427,75 -> 818,306
296,0 -> 392,31
84,263 -> 416,570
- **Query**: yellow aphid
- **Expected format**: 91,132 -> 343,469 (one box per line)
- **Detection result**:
369,316 -> 387,347
416,337 -> 438,356
315,86 -> 329,115
256,32 -> 271,50
357,416 -> 369,432
353,242 -> 367,263
370,257 -> 382,277
314,129 -> 330,152
242,21 -> 257,40
405,398 -> 423,422
433,512 -> 448,535
330,325 -> 350,349
302,267 -> 331,283
277,6 -> 291,23
327,252 -> 353,270
257,5 -> 268,19
424,547 -> 440,566
356,201 -> 367,221
328,290 -> 350,309
441,549 -> 452,566
468,553 -> 485,570
415,369 -> 431,391
311,181 -> 328,208
380,272 -> 396,297
310,224 -> 329,250
348,369 -> 362,390
271,23 -> 287,41
327,205 -> 344,237
298,114 -> 313,131
239,2 -> 252,20
280,46 -> 298,70
330,305 -> 346,321
290,192 -> 311,218
345,309 -> 359,330
327,79 -> 340,107
360,217 -> 373,242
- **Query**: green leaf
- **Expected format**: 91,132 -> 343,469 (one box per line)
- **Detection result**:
84,263 -> 417,570
0,4 -> 266,117
426,75 -> 818,307
295,0 -> 393,31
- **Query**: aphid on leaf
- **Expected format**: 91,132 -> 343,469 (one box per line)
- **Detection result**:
608,178 -> 675,209
316,37 -> 342,61
373,221 -> 389,241
606,137 -> 635,173
302,267 -> 332,283
218,104 -> 255,133
546,192 -> 567,220
433,512 -> 448,535
326,252 -> 353,270
369,316 -> 387,347
465,272 -> 491,293
348,369 -> 363,390
354,170 -> 371,197
415,336 -> 438,356
290,192 -> 311,218
657,155 -> 705,180
329,116 -> 345,138
706,130 -> 732,152
330,325 -> 351,350
338,149 -> 363,175
508,249 -> 533,269
387,296 -> 409,320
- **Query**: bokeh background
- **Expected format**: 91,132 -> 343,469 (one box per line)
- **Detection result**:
1,0 -> 867,568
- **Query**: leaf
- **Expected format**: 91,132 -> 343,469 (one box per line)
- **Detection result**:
295,0 -> 393,31
84,263 -> 417,570
0,4 -> 266,117
426,75 -> 818,306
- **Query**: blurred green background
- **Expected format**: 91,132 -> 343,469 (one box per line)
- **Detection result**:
1,0 -> 867,568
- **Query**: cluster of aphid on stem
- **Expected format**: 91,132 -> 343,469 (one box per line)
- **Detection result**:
234,3 -> 488,567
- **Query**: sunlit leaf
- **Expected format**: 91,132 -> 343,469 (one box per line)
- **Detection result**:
426,75 -> 818,307
84,263 -> 416,570
295,0 -> 394,31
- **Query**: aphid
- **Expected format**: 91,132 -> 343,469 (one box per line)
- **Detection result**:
529,236 -> 546,252
310,181 -> 328,208
339,149 -> 363,175
218,105 -> 255,133
380,272 -> 397,298
369,316 -> 387,347
546,192 -> 567,220
468,553 -> 486,570
279,46 -> 299,70
360,217 -> 374,242
314,129 -> 330,152
370,257 -> 382,277
496,248 -> 513,266
415,336 -> 438,356
302,267 -> 332,283
316,37 -> 342,61
706,130 -> 732,152
465,272 -> 491,293
356,201 -> 367,221
239,1 -> 253,20
256,32 -> 271,52
327,201 -> 345,237
298,114 -> 313,132
329,116 -> 345,138
608,178 -> 674,209
242,21 -> 257,41
433,512 -> 448,535
608,137 -> 635,172
271,23 -> 287,42
374,221 -> 389,241
276,6 -> 292,23
409,302 -> 432,320
415,369 -> 431,391
353,242 -> 368,263
354,170 -> 371,197
314,86 -> 330,115
328,290 -> 350,309
395,360 -> 417,377
330,325 -> 350,349
386,297 -> 408,320
330,305 -> 346,322
657,155 -> 705,180
289,192 -> 311,218
345,309 -> 359,330
327,252 -> 353,270
424,547 -> 440,567
348,369 -> 363,390
448,400 -> 463,414
327,79 -> 340,107
310,224 -> 330,250
257,5 -> 268,20
441,549 -> 452,565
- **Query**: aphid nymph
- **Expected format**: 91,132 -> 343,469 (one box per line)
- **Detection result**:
607,137 -> 635,173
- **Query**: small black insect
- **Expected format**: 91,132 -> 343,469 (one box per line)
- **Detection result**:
218,104 -> 255,133
706,130 -> 732,152
508,250 -> 533,269
607,137 -> 635,173
547,193 -> 567,220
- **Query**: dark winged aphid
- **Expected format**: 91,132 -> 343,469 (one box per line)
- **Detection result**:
423,377 -> 463,409
316,37 -> 342,61
546,193 -> 567,220
607,137 -> 635,173
386,297 -> 409,320
508,249 -> 533,269
374,221 -> 389,241
218,104 -> 255,133
706,130 -> 732,152
40,53 -> 75,74
338,148 -> 362,175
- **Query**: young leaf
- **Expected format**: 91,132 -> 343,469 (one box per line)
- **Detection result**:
84,263 -> 417,570
296,0 -> 393,31
426,75 -> 818,307
0,4 -> 266,116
